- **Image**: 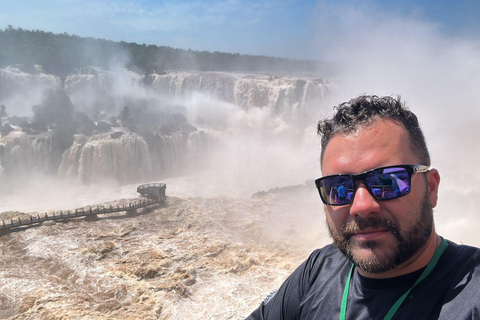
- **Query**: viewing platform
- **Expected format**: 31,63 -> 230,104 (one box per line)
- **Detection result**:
0,183 -> 167,231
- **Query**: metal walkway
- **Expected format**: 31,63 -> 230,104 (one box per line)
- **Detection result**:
0,183 -> 166,231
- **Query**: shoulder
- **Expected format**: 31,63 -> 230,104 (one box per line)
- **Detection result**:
437,240 -> 480,319
443,239 -> 480,269
302,244 -> 348,275
245,244 -> 348,320
306,244 -> 347,263
438,239 -> 480,283
292,244 -> 351,294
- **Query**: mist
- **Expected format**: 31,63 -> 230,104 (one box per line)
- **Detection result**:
0,55 -> 329,222
311,1 -> 480,246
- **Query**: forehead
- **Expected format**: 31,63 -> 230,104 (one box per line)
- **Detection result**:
321,119 -> 418,175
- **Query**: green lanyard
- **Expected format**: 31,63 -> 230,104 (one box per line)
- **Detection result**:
339,238 -> 448,320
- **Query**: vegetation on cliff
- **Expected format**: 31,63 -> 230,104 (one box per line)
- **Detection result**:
0,26 -> 320,77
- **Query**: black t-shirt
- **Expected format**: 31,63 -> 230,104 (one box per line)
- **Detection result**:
246,239 -> 480,320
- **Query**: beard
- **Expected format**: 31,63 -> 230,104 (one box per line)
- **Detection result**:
327,187 -> 434,274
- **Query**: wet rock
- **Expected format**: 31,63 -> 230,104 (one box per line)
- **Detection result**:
8,115 -> 29,126
110,131 -> 124,139
74,111 -> 96,136
96,120 -> 112,133
108,115 -> 120,127
1,123 -> 13,137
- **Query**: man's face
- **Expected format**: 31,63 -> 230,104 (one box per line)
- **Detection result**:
321,119 -> 439,275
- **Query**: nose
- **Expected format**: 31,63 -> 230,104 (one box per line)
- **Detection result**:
349,183 -> 381,218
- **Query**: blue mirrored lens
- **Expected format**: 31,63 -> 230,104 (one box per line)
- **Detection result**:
319,176 -> 355,205
366,167 -> 411,199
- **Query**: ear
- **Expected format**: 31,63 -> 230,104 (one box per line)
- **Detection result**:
427,169 -> 441,208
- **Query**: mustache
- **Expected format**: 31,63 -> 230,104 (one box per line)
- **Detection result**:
341,217 -> 397,237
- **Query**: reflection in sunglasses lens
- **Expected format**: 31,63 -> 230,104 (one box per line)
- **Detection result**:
320,176 -> 354,205
367,168 -> 410,200
318,166 -> 414,205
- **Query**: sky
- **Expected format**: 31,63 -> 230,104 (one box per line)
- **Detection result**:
1,0 -> 480,60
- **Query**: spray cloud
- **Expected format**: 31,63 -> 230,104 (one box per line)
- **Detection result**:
311,0 -> 480,246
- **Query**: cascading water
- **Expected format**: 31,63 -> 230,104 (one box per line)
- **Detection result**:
0,67 -> 330,195
58,132 -> 153,184
148,71 -> 329,126
0,131 -> 63,178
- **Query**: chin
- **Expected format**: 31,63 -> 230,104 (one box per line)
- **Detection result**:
345,238 -> 401,274
354,250 -> 397,273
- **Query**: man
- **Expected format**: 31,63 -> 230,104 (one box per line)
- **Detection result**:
246,95 -> 480,319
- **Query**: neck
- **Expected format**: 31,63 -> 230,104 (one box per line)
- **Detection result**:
357,232 -> 441,279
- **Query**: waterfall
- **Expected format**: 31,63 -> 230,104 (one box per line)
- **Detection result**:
143,132 -> 186,178
0,66 -> 61,116
55,129 -> 220,185
64,67 -> 146,115
0,131 -> 63,179
148,71 -> 329,124
58,132 -> 152,184
0,66 -> 330,188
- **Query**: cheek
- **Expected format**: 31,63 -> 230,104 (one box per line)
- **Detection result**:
325,207 -> 348,230
381,199 -> 415,229
325,212 -> 335,230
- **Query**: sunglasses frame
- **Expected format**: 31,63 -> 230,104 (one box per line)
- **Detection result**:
315,164 -> 430,206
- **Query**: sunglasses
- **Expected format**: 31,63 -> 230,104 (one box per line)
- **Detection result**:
315,164 -> 430,206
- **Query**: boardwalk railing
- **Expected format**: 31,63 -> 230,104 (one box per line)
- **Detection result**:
0,183 -> 166,231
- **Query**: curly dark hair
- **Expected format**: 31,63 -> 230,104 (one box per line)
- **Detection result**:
317,95 -> 431,166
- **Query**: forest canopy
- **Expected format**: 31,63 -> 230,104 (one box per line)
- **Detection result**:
0,26 -> 321,77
